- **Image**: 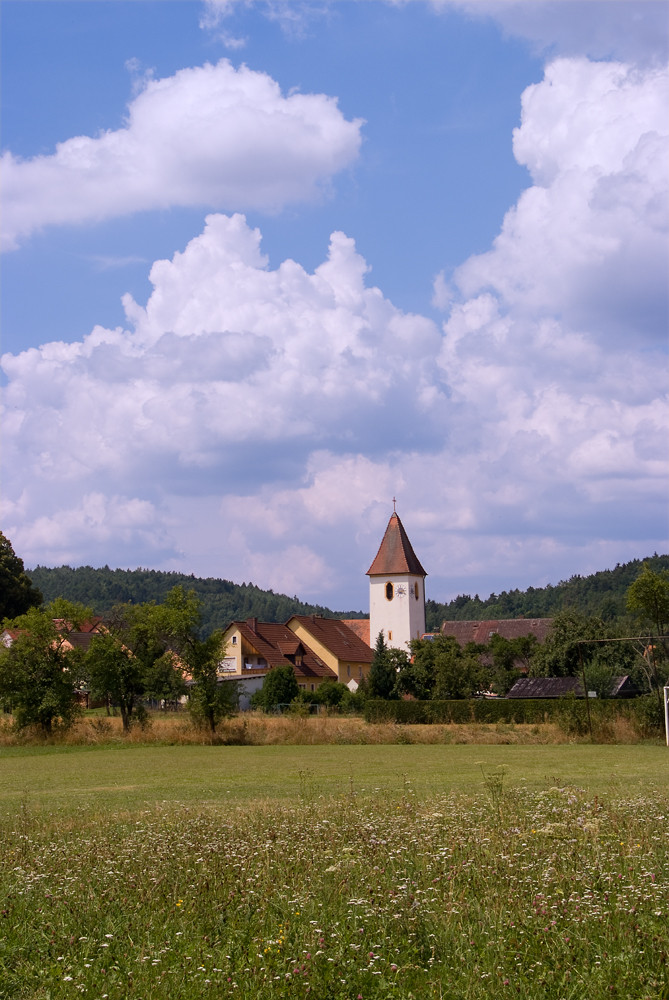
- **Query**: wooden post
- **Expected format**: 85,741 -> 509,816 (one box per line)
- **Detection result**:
578,644 -> 593,741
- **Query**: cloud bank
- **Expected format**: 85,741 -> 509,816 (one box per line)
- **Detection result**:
1,59 -> 362,251
441,0 -> 669,64
2,55 -> 667,603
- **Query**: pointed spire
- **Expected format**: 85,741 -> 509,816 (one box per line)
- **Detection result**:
367,512 -> 427,577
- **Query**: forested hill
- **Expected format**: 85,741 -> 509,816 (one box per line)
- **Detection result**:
425,553 -> 669,629
28,565 -> 366,636
28,554 -> 668,636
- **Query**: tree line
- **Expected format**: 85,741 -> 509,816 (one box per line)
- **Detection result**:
0,587 -> 237,736
25,552 -> 669,636
425,553 -> 669,629
26,563 -> 366,633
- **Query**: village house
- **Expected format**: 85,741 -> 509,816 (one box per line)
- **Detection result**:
285,614 -> 373,685
219,615 -> 375,708
219,617 -> 338,708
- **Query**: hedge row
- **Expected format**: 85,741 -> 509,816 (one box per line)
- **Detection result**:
363,696 -> 662,730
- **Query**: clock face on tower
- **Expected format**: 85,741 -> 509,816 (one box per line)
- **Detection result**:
396,585 -> 407,597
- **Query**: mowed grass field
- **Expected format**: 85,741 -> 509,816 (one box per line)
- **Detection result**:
0,743 -> 667,812
1,743 -> 668,999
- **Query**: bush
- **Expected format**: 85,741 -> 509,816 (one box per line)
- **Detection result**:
314,680 -> 348,708
555,694 -> 590,737
364,697 -> 647,728
630,694 -> 665,736
340,689 -> 366,714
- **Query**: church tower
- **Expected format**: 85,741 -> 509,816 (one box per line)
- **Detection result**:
367,509 -> 427,652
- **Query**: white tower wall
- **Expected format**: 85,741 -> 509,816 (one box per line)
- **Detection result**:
369,574 -> 426,652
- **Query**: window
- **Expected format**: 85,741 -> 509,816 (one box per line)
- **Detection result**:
347,664 -> 351,677
231,635 -> 237,645
388,630 -> 393,641
414,582 -> 420,600
385,582 -> 394,601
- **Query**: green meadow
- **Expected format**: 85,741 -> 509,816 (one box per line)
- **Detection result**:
1,743 -> 667,812
1,744 -> 668,999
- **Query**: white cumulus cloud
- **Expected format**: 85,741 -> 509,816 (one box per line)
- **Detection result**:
1,59 -> 362,251
2,53 -> 667,604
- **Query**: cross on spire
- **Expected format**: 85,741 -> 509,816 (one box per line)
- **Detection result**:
392,496 -> 397,513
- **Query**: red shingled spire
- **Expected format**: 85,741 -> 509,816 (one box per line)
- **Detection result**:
366,512 -> 427,577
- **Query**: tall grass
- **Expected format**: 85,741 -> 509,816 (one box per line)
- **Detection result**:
1,779 -> 667,999
0,710 -> 653,748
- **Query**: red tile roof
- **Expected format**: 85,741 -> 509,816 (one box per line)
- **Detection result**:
367,513 -> 426,577
340,618 -> 371,647
53,617 -> 103,633
232,619 -> 336,679
441,619 -> 553,646
288,615 -> 374,663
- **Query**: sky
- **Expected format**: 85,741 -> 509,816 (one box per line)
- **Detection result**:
1,0 -> 668,613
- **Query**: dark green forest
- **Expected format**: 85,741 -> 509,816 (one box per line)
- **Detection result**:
28,564 -> 366,636
28,554 -> 669,636
425,554 -> 669,630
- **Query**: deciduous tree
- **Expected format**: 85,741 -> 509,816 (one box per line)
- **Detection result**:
86,586 -> 195,731
0,532 -> 42,620
0,601 -> 91,733
187,632 -> 238,733
626,565 -> 669,636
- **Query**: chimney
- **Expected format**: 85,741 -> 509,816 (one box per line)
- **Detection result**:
247,617 -> 258,631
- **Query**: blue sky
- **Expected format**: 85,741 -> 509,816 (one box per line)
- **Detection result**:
1,0 -> 668,612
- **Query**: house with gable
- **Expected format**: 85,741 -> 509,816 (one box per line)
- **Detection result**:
285,614 -> 373,686
219,617 -> 340,709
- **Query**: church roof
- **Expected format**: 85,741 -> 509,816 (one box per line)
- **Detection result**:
366,512 -> 427,578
